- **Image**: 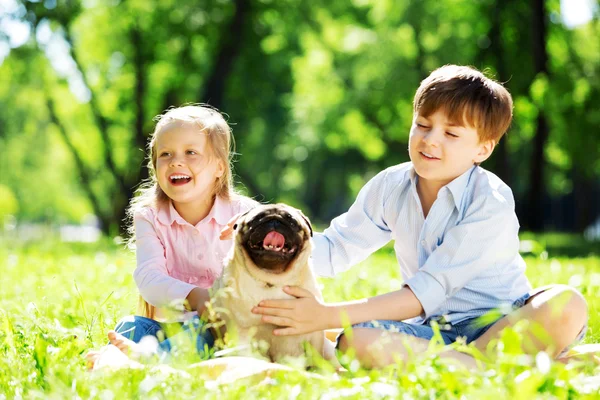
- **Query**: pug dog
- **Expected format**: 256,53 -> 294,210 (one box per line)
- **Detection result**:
211,203 -> 329,364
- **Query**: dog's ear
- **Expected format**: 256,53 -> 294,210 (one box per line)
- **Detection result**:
232,209 -> 253,231
297,210 -> 313,237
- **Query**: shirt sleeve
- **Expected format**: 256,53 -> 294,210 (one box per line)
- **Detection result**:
404,189 -> 520,319
132,211 -> 197,307
312,170 -> 393,277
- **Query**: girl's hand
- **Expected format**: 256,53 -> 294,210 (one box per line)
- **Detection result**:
219,214 -> 242,240
252,286 -> 331,336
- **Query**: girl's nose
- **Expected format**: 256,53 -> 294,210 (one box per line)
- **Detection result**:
169,156 -> 185,167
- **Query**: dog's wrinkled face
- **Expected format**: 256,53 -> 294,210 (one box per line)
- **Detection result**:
235,204 -> 312,274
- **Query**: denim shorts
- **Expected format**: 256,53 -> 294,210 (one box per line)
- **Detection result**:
114,315 -> 215,356
338,289 -> 587,359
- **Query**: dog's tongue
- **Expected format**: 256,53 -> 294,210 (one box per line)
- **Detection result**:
263,231 -> 285,249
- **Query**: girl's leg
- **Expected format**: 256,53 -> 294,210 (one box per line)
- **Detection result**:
159,316 -> 215,355
108,315 -> 164,356
473,285 -> 588,358
114,315 -> 163,343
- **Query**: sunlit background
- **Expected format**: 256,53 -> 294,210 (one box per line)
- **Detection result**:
1,0 -> 599,242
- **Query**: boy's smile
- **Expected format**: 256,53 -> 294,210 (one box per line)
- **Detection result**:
409,110 -> 494,193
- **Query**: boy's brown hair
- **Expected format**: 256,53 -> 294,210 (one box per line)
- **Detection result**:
413,65 -> 513,143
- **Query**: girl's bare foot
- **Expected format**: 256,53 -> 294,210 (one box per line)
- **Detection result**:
107,330 -> 159,359
85,344 -> 143,370
108,330 -> 139,355
85,350 -> 101,370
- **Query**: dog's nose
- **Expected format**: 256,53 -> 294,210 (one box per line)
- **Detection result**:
263,219 -> 283,231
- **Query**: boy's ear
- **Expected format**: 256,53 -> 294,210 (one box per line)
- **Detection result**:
474,140 -> 496,163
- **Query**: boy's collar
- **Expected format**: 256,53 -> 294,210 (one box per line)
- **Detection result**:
409,164 -> 477,210
445,165 -> 477,209
156,196 -> 230,226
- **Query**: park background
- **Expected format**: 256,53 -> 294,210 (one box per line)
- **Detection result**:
1,0 -> 600,398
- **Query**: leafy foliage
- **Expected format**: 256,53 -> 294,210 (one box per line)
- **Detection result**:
1,0 -> 599,233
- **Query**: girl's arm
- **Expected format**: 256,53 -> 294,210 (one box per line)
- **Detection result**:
252,286 -> 423,336
134,211 -> 202,311
186,287 -> 210,313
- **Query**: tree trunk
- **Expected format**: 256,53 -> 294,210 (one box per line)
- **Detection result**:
199,0 -> 251,110
489,0 -> 511,187
525,0 -> 549,231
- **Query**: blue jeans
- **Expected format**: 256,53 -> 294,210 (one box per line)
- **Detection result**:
114,315 -> 215,355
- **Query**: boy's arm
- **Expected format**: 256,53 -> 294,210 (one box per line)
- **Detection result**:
253,285 -> 424,335
312,169 -> 396,277
133,213 -> 204,310
404,191 -> 521,319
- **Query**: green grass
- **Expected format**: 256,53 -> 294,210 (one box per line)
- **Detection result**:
1,234 -> 599,398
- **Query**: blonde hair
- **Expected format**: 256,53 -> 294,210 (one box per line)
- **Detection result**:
127,104 -> 236,318
414,65 -> 513,144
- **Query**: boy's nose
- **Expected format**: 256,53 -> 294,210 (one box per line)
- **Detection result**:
423,130 -> 441,146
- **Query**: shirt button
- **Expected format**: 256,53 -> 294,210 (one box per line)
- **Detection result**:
193,230 -> 200,235
197,254 -> 204,260
421,240 -> 426,246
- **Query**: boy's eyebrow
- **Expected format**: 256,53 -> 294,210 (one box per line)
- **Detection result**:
417,115 -> 465,128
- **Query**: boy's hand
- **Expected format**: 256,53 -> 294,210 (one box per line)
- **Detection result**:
252,286 -> 331,336
219,214 -> 241,240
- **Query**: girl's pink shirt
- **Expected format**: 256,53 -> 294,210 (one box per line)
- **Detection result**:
133,195 -> 257,309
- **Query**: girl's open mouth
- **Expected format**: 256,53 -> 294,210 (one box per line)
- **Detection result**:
169,174 -> 192,186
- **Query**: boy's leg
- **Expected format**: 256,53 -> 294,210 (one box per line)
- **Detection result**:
337,320 -> 478,369
339,328 -> 479,369
473,285 -> 588,358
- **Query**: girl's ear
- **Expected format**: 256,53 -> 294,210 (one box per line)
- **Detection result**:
215,160 -> 226,178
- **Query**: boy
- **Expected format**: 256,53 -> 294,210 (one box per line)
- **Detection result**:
249,65 -> 588,368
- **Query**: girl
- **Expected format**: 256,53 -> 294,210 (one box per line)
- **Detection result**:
87,105 -> 256,366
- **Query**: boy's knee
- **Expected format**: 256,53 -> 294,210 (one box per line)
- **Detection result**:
337,333 -> 350,353
537,285 -> 587,329
337,328 -> 383,359
558,286 -> 587,327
